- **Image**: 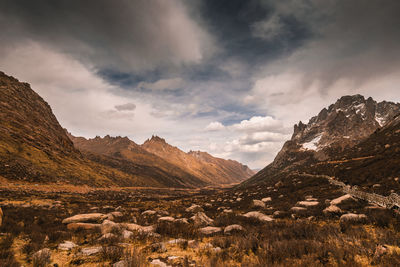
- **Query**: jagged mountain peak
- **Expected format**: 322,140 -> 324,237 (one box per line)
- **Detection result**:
292,95 -> 400,152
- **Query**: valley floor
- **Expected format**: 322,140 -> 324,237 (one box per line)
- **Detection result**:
1,175 -> 400,267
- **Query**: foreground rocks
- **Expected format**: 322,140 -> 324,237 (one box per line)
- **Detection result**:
243,211 -> 274,222
191,212 -> 214,227
340,213 -> 367,222
224,224 -> 245,235
199,226 -> 222,235
62,213 -> 108,224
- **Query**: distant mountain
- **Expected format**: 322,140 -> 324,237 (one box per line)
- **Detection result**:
242,95 -> 400,190
142,136 -> 254,185
68,134 -> 207,188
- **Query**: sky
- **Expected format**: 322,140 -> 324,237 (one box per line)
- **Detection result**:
1,0 -> 400,169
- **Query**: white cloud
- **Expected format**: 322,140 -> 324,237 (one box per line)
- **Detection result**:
240,132 -> 290,145
205,121 -> 225,131
231,116 -> 285,133
138,78 -> 185,91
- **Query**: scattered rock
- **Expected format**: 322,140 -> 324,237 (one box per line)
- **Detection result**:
148,242 -> 167,253
340,213 -> 367,222
290,207 -> 307,212
141,210 -> 157,216
199,226 -> 222,235
58,241 -> 77,251
275,181 -> 283,188
213,247 -> 222,253
62,213 -> 108,224
330,194 -> 354,205
323,205 -> 342,214
122,230 -> 134,239
185,204 -> 203,213
101,219 -> 120,234
261,197 -> 272,203
222,209 -> 233,213
113,260 -> 128,267
151,259 -> 168,267
224,224 -> 245,235
174,218 -> 189,224
243,211 -> 274,222
123,223 -> 155,234
297,201 -> 319,207
167,238 -> 187,245
67,223 -> 101,231
191,212 -> 214,227
158,216 -> 175,223
253,200 -> 266,208
188,240 -> 199,249
80,246 -> 102,256
98,233 -> 118,241
33,248 -> 51,264
236,198 -> 242,202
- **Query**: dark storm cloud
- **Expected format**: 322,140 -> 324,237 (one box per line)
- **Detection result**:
0,0 -> 214,73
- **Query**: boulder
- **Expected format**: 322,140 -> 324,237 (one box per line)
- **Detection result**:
33,248 -> 51,265
122,230 -> 134,239
188,240 -> 199,249
224,224 -> 245,235
167,238 -> 187,245
185,204 -> 203,213
190,212 -> 214,227
158,216 -> 175,223
98,233 -> 118,241
253,200 -> 266,208
148,242 -> 167,253
141,210 -> 157,216
151,259 -> 168,267
323,205 -> 342,214
174,218 -> 189,224
290,207 -> 307,212
199,226 -> 222,235
243,211 -> 274,222
67,223 -> 101,231
101,219 -> 120,234
261,197 -> 272,203
113,260 -> 128,267
80,246 -> 102,256
62,213 -> 108,224
330,194 -> 354,205
58,241 -> 77,251
123,223 -> 155,234
297,201 -> 319,207
340,213 -> 367,222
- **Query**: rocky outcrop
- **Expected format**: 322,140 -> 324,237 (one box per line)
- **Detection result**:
190,212 -> 214,227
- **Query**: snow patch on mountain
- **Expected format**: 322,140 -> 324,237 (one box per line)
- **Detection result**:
301,134 -> 322,151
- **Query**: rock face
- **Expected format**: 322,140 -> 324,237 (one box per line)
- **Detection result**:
62,213 -> 108,224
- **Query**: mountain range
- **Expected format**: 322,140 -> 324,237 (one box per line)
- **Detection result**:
0,71 -> 253,188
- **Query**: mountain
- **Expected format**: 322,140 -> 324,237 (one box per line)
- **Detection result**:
243,95 -> 400,188
0,71 -> 203,188
68,134 -> 207,188
142,136 -> 254,185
